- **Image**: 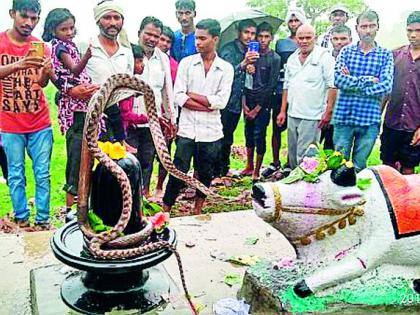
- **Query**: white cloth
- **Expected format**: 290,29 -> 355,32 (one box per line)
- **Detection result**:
284,45 -> 335,120
174,53 -> 234,142
285,8 -> 307,24
93,0 -> 130,47
133,48 -> 175,127
85,36 -> 134,103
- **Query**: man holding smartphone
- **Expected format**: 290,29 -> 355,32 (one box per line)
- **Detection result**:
0,0 -> 54,229
213,19 -> 257,181
242,22 -> 281,182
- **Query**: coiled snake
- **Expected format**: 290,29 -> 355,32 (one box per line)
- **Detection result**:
78,73 -> 207,313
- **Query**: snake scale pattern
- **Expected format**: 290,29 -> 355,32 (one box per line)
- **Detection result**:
80,73 -> 202,313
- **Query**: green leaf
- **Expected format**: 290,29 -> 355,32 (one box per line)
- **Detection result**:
357,178 -> 372,190
303,172 -> 320,183
87,210 -> 112,233
142,197 -> 163,217
281,167 -> 305,184
324,149 -> 334,157
327,154 -> 344,170
224,273 -> 242,286
228,255 -> 261,266
245,237 -> 259,245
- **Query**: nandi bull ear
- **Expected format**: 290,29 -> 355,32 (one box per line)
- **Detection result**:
303,144 -> 320,158
331,163 -> 356,187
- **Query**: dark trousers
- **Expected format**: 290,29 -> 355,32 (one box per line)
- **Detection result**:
64,112 -> 85,195
320,126 -> 334,151
163,136 -> 221,206
0,144 -> 7,181
214,109 -> 241,177
244,107 -> 270,155
126,126 -> 155,189
101,104 -> 125,142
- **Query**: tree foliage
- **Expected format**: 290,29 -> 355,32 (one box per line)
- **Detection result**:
247,0 -> 367,35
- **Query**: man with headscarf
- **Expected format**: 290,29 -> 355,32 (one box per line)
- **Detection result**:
262,8 -> 306,179
381,11 -> 420,175
318,4 -> 351,51
82,0 -> 134,144
87,0 -> 133,86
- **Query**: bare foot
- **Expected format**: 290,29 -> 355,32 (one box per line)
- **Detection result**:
240,168 -> 254,176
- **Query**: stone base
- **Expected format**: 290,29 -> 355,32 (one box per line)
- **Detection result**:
30,264 -> 189,315
238,261 -> 420,314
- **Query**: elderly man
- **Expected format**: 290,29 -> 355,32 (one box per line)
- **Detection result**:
318,4 -> 350,51
171,0 -> 197,62
0,0 -> 54,228
381,11 -> 420,175
126,16 -> 175,198
333,10 -> 393,172
163,19 -> 234,215
263,8 -> 306,178
277,24 -> 336,169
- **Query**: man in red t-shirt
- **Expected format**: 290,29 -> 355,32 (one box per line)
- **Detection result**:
0,0 -> 54,228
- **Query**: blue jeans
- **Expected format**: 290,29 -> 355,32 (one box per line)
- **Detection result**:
333,124 -> 380,171
1,127 -> 53,223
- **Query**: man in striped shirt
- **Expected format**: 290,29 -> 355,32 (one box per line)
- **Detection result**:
333,10 -> 393,171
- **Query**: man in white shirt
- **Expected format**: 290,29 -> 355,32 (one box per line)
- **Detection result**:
64,0 -> 134,212
163,19 -> 234,215
126,16 -> 175,198
84,1 -> 134,143
277,24 -> 336,169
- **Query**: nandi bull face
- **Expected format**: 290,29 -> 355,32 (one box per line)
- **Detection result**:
252,165 -> 366,244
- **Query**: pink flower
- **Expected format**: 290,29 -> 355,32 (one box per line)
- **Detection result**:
273,257 -> 295,269
300,157 -> 320,173
151,212 -> 170,232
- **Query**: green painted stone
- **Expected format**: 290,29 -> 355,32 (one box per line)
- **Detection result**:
238,261 -> 420,314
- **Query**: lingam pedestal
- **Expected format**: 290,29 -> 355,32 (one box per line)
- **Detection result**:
50,222 -> 177,314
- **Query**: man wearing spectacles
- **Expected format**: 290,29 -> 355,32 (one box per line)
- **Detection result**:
171,0 -> 197,62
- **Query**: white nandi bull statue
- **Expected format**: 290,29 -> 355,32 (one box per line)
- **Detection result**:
252,147 -> 420,298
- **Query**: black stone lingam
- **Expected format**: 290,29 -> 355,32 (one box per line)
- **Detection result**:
51,222 -> 177,314
51,143 -> 178,314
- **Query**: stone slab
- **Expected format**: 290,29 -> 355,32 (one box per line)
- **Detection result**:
30,264 -> 189,315
239,260 -> 420,314
0,210 -> 294,314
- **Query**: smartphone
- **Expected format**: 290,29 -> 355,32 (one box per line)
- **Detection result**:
248,41 -> 260,53
30,41 -> 44,57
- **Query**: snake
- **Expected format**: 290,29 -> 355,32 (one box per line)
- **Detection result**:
78,73 -> 206,314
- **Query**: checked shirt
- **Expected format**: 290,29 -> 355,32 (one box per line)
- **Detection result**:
333,43 -> 394,126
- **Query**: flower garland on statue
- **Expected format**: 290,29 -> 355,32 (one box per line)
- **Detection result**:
281,147 -> 372,190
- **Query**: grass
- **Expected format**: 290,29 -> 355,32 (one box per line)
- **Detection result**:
0,84 -> 390,221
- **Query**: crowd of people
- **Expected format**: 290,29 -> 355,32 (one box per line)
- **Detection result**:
0,0 -> 419,228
